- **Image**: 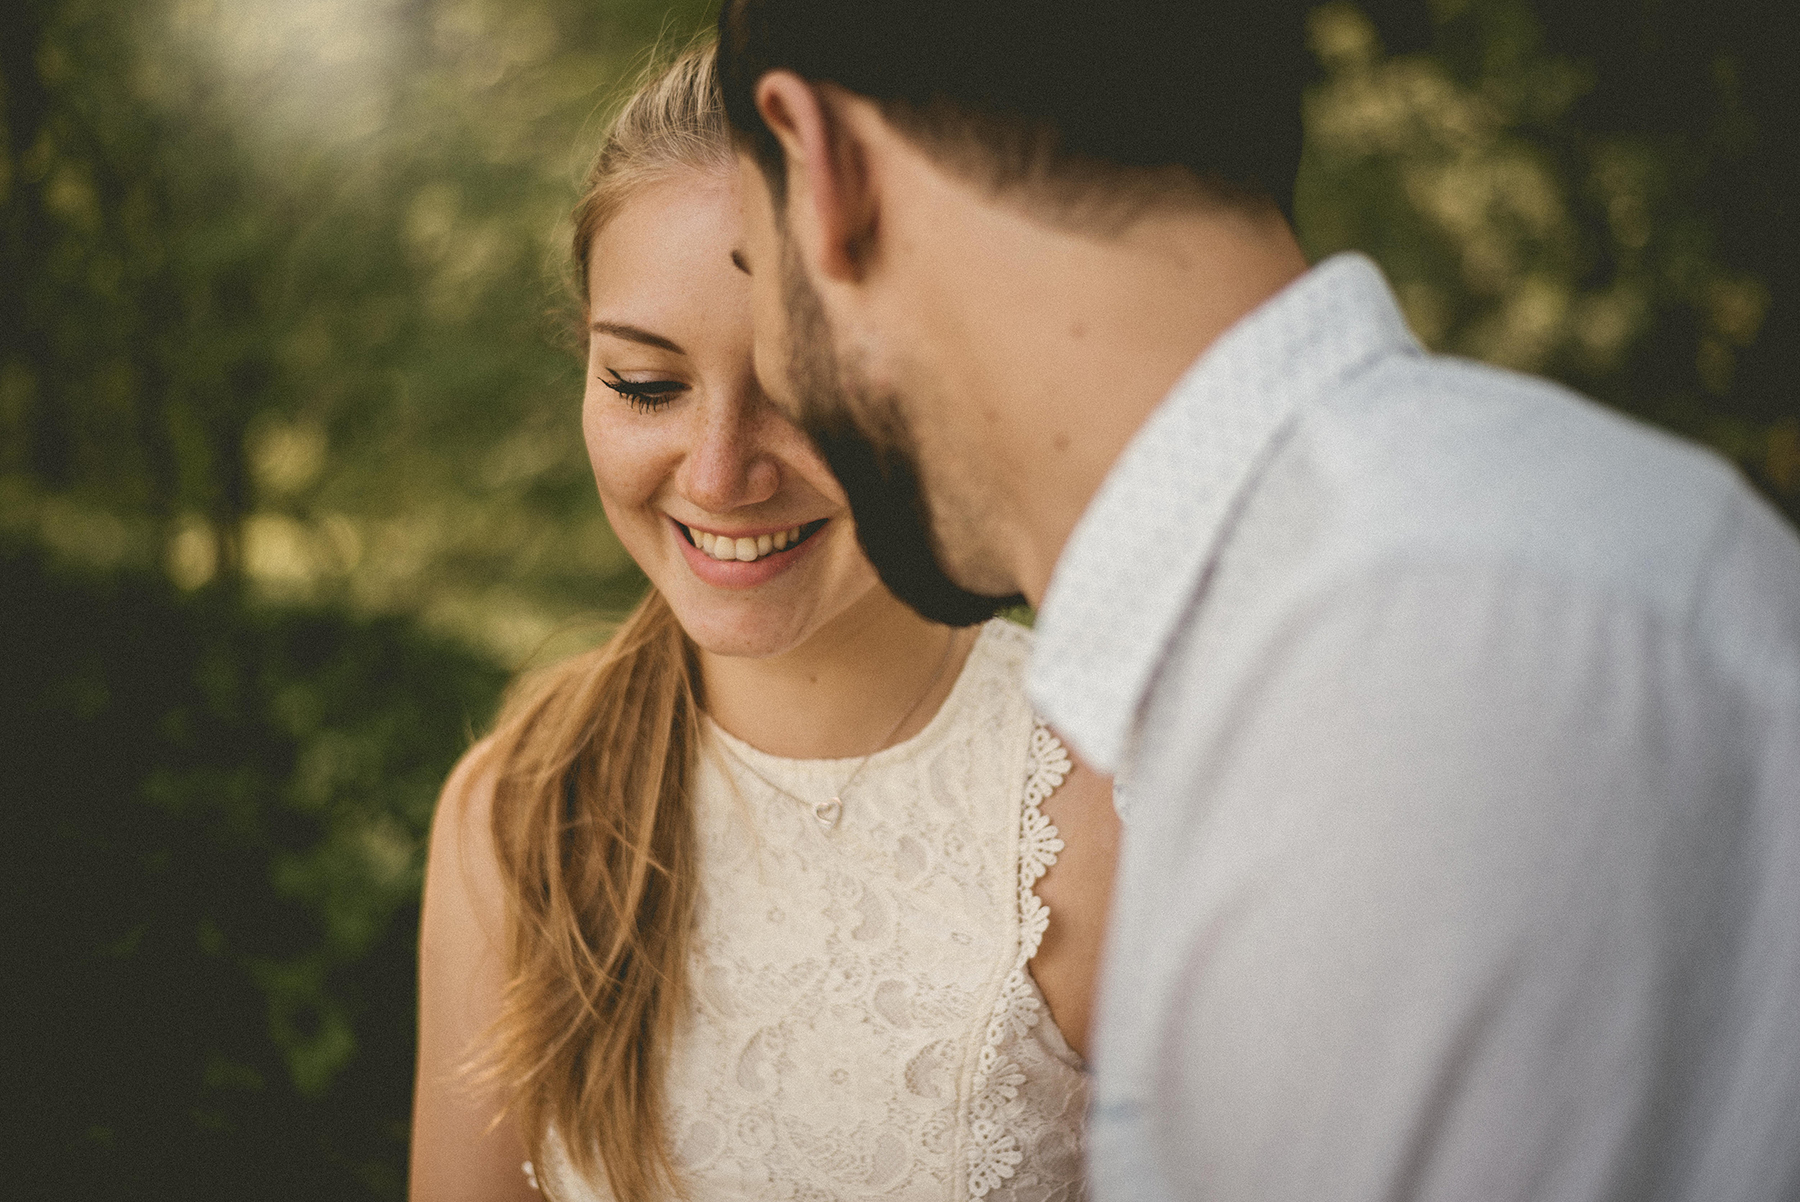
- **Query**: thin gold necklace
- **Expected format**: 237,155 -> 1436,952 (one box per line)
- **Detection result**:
716,630 -> 959,831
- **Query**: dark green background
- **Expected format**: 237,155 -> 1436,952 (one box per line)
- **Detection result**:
3,1 -> 1793,1196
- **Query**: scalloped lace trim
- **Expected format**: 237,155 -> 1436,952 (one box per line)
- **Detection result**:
967,719 -> 1072,1199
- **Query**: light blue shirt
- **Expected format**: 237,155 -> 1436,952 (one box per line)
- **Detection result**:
1030,254 -> 1800,1202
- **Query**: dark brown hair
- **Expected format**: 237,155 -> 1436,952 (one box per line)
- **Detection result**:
718,0 -> 1314,231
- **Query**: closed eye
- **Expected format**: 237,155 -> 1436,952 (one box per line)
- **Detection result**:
602,370 -> 687,413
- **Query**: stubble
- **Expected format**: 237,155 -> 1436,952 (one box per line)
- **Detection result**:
778,237 -> 1023,627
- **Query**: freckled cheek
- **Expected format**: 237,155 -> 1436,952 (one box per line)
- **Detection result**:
814,536 -> 884,608
581,412 -> 673,524
579,389 -> 610,470
787,446 -> 849,510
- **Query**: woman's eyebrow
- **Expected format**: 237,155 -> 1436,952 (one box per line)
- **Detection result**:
590,321 -> 685,355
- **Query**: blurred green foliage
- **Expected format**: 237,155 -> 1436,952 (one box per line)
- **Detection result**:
3,0 -> 714,659
2,0 -> 706,1196
3,540 -> 504,1197
0,0 -> 1792,1197
1303,0 -> 1797,519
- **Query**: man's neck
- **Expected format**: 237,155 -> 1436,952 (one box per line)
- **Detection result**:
893,176 -> 1309,605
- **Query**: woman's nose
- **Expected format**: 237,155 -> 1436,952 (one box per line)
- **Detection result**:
681,398 -> 779,513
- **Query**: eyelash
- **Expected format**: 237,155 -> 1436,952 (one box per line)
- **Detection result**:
602,371 -> 686,413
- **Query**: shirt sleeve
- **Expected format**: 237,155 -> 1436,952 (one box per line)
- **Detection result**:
1109,545 -> 1800,1202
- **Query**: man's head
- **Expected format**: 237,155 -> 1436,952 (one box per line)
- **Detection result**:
721,0 -> 1314,622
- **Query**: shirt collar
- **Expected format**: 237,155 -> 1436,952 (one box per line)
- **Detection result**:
1027,253 -> 1421,774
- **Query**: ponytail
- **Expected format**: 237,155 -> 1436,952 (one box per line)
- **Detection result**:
473,34 -> 726,1199
480,588 -> 700,1200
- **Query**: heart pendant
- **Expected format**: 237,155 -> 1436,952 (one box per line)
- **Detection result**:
812,797 -> 842,830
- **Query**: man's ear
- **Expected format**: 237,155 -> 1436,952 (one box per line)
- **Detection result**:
753,71 -> 876,284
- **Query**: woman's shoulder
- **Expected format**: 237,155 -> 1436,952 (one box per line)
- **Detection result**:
426,737 -> 506,905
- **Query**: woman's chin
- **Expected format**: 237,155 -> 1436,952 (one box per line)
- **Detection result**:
664,571 -> 884,663
676,611 -> 813,661
641,528 -> 882,662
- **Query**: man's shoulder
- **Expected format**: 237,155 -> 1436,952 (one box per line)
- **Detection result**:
1265,350 -> 1774,626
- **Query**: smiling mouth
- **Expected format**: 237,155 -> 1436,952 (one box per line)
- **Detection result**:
680,519 -> 827,564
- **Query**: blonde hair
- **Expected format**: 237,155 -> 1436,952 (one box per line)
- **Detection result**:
480,38 -> 726,1202
572,39 -> 732,312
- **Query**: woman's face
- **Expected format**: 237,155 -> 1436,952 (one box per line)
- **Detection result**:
582,167 -> 884,658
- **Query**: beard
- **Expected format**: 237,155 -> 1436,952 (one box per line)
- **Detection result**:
779,240 -> 1024,628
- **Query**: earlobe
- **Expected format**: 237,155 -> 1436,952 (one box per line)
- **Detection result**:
753,72 -> 874,285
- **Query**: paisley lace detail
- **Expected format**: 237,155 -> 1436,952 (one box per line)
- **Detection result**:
967,721 -> 1071,1199
538,621 -> 1088,1202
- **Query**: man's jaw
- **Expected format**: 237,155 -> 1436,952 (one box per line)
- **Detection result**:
777,224 -> 1021,626
804,410 -> 1023,628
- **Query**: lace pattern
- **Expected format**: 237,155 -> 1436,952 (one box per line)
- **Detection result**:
967,722 -> 1071,1198
538,621 -> 1089,1202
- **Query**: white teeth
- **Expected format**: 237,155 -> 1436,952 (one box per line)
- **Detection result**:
692,523 -> 810,563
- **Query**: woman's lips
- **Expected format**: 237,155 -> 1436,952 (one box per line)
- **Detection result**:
684,519 -> 825,563
671,517 -> 828,588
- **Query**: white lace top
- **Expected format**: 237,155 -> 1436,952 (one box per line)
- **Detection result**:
538,619 -> 1089,1201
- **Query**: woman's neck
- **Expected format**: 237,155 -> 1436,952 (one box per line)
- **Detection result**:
699,593 -> 978,760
